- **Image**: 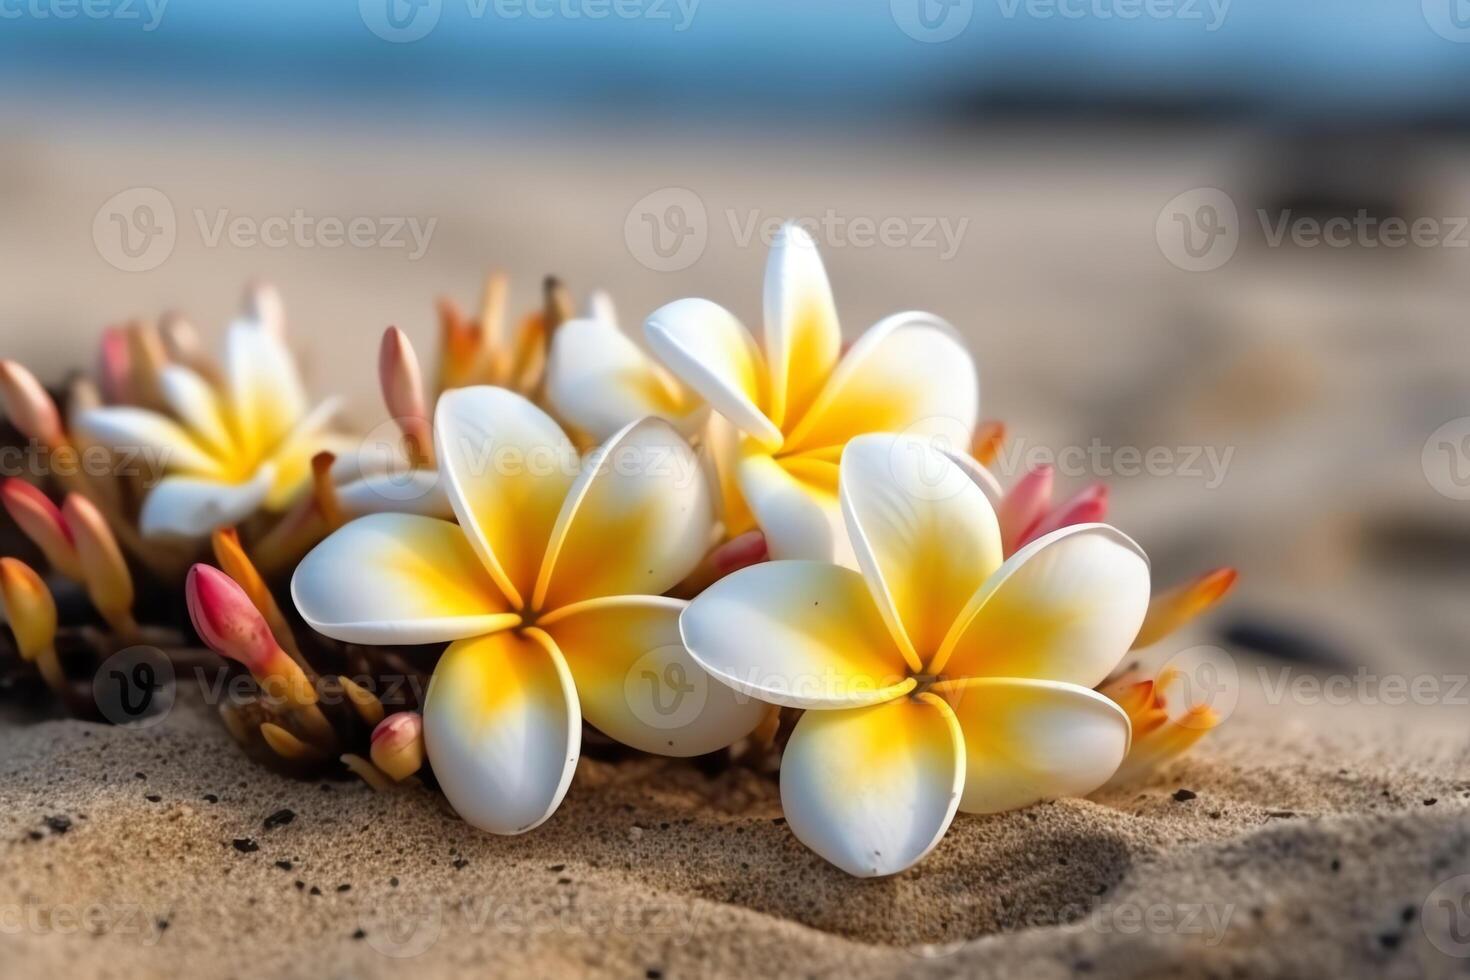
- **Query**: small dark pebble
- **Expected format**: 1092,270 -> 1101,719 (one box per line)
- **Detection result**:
547,864 -> 565,872
771,817 -> 786,826
1330,859 -> 1341,872
263,809 -> 296,830
1401,906 -> 1416,924
1379,932 -> 1401,950
1424,799 -> 1437,806
157,919 -> 169,931
645,970 -> 663,980
27,831 -> 43,841
352,929 -> 366,940
294,881 -> 305,891
275,860 -> 293,871
558,877 -> 573,885
1075,961 -> 1094,974
1266,810 -> 1296,819
389,877 -> 399,887
203,794 -> 218,804
453,858 -> 469,870
337,884 -> 351,892
1208,811 -> 1222,819
1172,789 -> 1197,802
231,838 -> 259,853
134,772 -> 146,780
309,886 -> 321,896
145,794 -> 161,803
45,815 -> 72,835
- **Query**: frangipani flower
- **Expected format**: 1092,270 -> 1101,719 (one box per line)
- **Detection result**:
291,387 -> 765,833
78,316 -> 350,538
1100,667 -> 1220,787
645,223 -> 977,565
681,434 -> 1150,876
546,291 -> 704,444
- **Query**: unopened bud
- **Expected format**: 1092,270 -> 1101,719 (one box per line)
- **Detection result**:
0,557 -> 57,661
1,479 -> 82,581
0,360 -> 64,447
370,712 -> 424,782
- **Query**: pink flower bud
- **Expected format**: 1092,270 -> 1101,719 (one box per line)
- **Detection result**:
378,326 -> 432,466
1,479 -> 81,581
370,712 -> 425,782
185,563 -> 277,673
997,465 -> 1052,555
1021,482 -> 1108,547
0,360 -> 63,447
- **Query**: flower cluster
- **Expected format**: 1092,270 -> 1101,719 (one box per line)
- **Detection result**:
0,226 -> 1234,876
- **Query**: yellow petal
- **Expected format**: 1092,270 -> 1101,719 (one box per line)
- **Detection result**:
780,693 -> 963,876
224,322 -> 308,460
540,595 -> 765,756
736,448 -> 852,565
934,677 -> 1130,813
761,223 -> 841,431
932,524 -> 1151,688
645,298 -> 781,449
158,365 -> 234,458
423,629 -> 580,834
781,312 -> 978,457
680,560 -> 913,709
840,434 -> 1003,671
534,418 -> 713,610
434,386 -> 577,609
291,513 -> 517,644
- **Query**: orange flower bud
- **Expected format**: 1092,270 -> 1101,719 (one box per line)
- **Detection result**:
1,479 -> 82,581
0,557 -> 57,661
61,493 -> 135,634
370,712 -> 424,782
970,420 -> 1006,468
0,360 -> 64,447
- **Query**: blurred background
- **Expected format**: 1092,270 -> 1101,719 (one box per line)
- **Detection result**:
2,0 -> 1468,723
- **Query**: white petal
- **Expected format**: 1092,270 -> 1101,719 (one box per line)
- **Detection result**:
839,434 -> 1003,671
780,694 -> 963,877
736,449 -> 854,567
545,317 -> 701,442
645,299 -> 782,449
761,223 -> 841,430
138,466 -> 275,539
336,469 -> 453,519
540,595 -> 764,756
434,386 -> 578,608
680,560 -> 914,709
933,524 -> 1151,687
423,630 -> 581,835
224,322 -> 308,458
944,450 -> 1004,512
158,365 -> 234,457
77,406 -> 223,476
936,677 -> 1130,813
782,312 -> 978,456
534,417 -> 714,609
291,513 -> 516,645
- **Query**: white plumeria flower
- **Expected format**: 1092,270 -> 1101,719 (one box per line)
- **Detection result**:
644,223 -> 978,566
680,433 -> 1150,876
79,319 -> 350,538
545,290 -> 705,443
291,387 -> 765,834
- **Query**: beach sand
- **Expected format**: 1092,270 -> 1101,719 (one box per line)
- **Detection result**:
3,114 -> 1470,977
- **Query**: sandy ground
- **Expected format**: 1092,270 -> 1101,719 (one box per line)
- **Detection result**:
3,111 -> 1470,977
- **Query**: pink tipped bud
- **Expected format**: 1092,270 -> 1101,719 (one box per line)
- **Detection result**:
711,530 -> 768,576
187,563 -> 317,709
370,712 -> 425,782
1022,482 -> 1109,547
185,563 -> 276,673
0,360 -> 64,447
97,327 -> 133,404
1,479 -> 81,581
0,557 -> 58,661
378,327 -> 432,466
61,493 -> 134,629
997,465 -> 1053,555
